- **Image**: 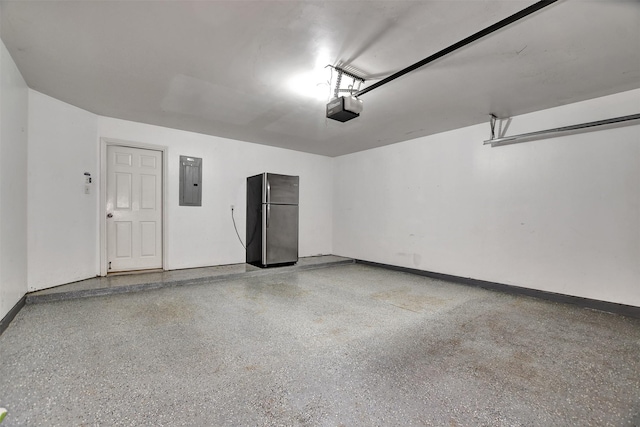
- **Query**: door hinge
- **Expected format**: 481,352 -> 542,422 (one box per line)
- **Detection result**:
108,261 -> 112,270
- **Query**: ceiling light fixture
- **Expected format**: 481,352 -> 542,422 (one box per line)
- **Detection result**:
287,49 -> 333,101
287,69 -> 331,101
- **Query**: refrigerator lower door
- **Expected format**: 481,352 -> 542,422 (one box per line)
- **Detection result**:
263,204 -> 298,265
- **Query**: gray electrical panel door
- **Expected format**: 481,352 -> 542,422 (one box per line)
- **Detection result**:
179,156 -> 202,206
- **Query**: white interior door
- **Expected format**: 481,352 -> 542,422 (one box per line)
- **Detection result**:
106,145 -> 162,272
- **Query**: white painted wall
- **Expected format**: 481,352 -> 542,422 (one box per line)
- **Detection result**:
24,93 -> 331,292
0,38 -> 28,319
98,117 -> 333,271
27,90 -> 99,291
334,89 -> 640,307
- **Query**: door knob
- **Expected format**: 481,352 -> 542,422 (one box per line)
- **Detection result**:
107,213 -> 113,218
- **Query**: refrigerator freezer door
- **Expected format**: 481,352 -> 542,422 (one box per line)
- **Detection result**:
265,173 -> 299,205
264,204 -> 299,265
246,174 -> 263,265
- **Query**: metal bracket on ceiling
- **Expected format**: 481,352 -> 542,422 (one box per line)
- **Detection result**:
489,114 -> 498,140
487,114 -> 512,143
326,65 -> 365,99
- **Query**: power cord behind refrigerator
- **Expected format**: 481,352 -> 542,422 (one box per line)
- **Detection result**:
231,206 -> 246,250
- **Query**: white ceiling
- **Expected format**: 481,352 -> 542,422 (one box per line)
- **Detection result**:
1,1 -> 638,156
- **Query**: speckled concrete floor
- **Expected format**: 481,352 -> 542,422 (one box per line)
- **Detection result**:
1,264 -> 639,426
27,255 -> 352,303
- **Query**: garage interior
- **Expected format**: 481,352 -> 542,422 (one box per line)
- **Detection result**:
0,1 -> 639,425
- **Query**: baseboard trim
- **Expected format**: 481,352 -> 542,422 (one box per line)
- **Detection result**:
0,294 -> 26,336
355,260 -> 640,319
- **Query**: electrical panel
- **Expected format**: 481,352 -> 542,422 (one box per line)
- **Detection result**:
179,156 -> 202,206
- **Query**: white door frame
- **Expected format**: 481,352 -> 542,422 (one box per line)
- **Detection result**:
100,138 -> 168,276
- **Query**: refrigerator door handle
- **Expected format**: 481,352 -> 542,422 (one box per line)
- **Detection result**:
266,204 -> 270,228
266,177 -> 271,204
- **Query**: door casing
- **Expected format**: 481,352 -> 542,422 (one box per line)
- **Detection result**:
100,138 -> 168,276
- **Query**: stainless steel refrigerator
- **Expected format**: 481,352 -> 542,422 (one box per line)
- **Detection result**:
246,173 -> 299,267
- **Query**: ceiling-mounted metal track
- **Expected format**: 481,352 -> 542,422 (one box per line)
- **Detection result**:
328,65 -> 366,84
484,113 -> 640,146
355,0 -> 558,97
